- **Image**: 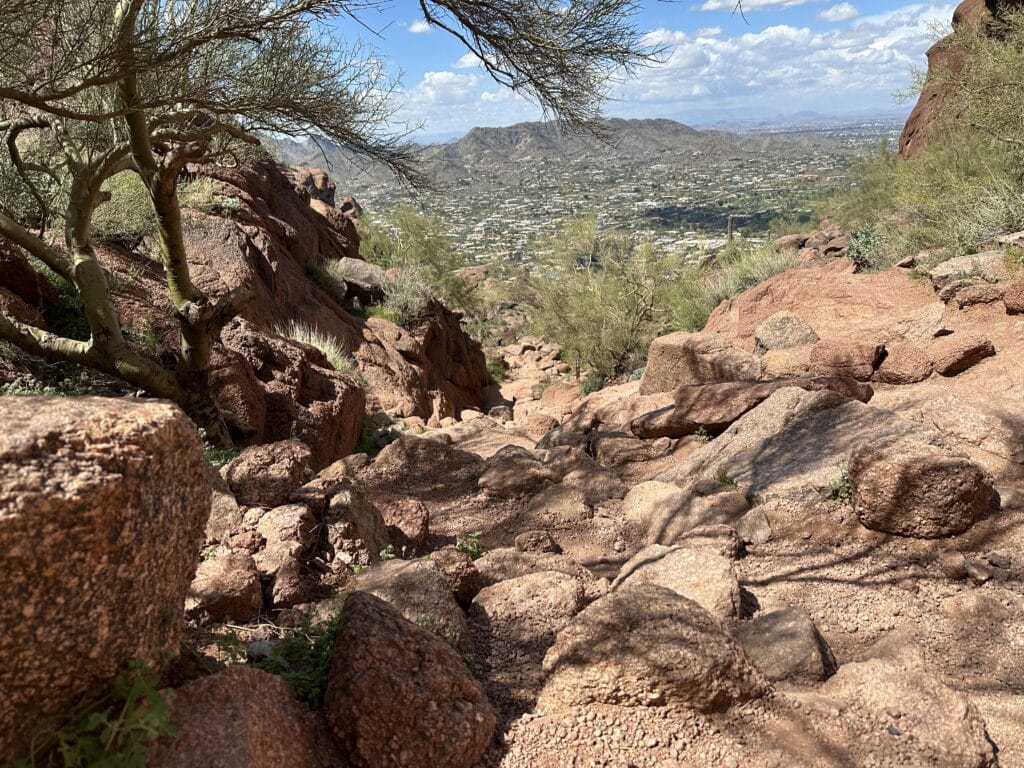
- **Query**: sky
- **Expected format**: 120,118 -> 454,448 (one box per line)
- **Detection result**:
329,0 -> 955,140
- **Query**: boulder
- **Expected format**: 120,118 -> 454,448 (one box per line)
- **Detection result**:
630,376 -> 872,439
515,530 -> 563,554
592,431 -> 674,465
478,451 -> 558,496
734,607 -> 835,683
537,583 -> 768,713
820,657 -> 995,768
656,388 -> 944,503
1004,277 -> 1024,313
287,165 -> 338,205
849,437 -> 994,538
611,545 -> 740,620
927,251 -> 1010,289
524,485 -> 593,527
253,503 -> 317,577
148,666 -> 321,768
468,571 -> 586,716
930,333 -> 995,376
356,560 -> 470,650
675,524 -> 744,558
753,311 -> 819,354
0,286 -> 47,328
807,339 -> 884,381
0,397 -> 207,760
773,234 -> 807,252
621,481 -> 750,547
186,552 -> 263,623
324,488 -> 390,568
760,345 -> 813,377
221,440 -> 312,508
873,342 -> 932,384
380,498 -> 430,553
324,592 -> 496,768
475,548 -> 605,601
430,546 -> 482,607
336,256 -> 387,304
638,332 -> 760,395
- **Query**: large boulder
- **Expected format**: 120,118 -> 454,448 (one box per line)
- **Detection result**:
926,251 -> 1010,289
324,592 -> 496,768
753,311 -> 819,354
630,376 -> 872,439
611,544 -> 740,620
324,487 -> 390,568
537,583 -> 768,713
734,607 -> 835,683
621,481 -> 750,547
149,666 -> 322,768
849,437 -> 994,538
930,333 -> 995,376
335,256 -> 387,305
1004,277 -> 1024,313
186,551 -> 263,624
221,440 -> 312,507
638,332 -> 760,395
0,397 -> 208,760
807,339 -> 884,381
873,341 -> 933,384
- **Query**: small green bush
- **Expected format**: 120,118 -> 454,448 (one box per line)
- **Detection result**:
178,177 -> 240,214
307,259 -> 351,305
485,354 -> 507,383
829,465 -> 853,501
845,225 -> 891,272
381,268 -> 435,327
14,662 -> 174,768
277,320 -> 367,388
255,611 -> 345,706
456,531 -> 485,560
91,172 -> 157,244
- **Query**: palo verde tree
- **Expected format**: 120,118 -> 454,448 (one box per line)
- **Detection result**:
0,0 -> 651,445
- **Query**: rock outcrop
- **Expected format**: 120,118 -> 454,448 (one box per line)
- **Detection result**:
638,332 -> 760,395
0,397 -> 208,760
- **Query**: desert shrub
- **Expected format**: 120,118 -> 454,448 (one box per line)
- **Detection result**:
456,531 -> 485,560
255,611 -> 345,706
485,353 -> 507,383
528,216 -> 684,380
277,320 -> 367,387
381,268 -> 436,327
845,225 -> 891,272
699,241 -> 797,309
358,208 -> 480,316
91,172 -> 157,245
14,662 -> 174,768
178,177 -> 241,214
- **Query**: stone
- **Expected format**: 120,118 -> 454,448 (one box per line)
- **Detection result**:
356,560 -> 470,650
655,388 -> 944,504
469,571 -> 585,716
221,440 -> 312,507
611,545 -> 741,620
0,286 -> 47,328
639,332 -> 760,395
380,498 -> 430,553
0,397 -> 207,759
524,485 -> 593,527
186,552 -> 263,624
475,548 -> 604,600
621,481 -> 750,547
773,234 -> 807,251
430,546 -> 482,607
808,339 -> 884,381
947,282 -> 1005,308
148,666 -> 321,768
873,342 -> 932,384
1004,277 -> 1024,314
0,237 -> 58,306
760,345 -> 813,377
592,432 -> 674,465
336,256 -> 387,304
253,503 -> 317,577
927,251 -> 1010,289
515,530 -> 563,553
849,437 -> 994,538
821,657 -> 995,768
753,311 -> 819,354
205,465 -> 244,543
930,334 -> 995,376
537,583 -> 767,713
734,607 -> 835,683
324,592 -> 496,768
559,465 -> 628,504
630,376 -> 872,439
324,488 -> 390,568
735,507 -> 772,545
478,451 -> 558,495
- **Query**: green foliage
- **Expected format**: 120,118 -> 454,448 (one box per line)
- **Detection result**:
825,136 -> 1024,260
528,215 -> 685,380
277,320 -> 367,388
485,354 -> 507,383
307,259 -> 352,306
199,429 -> 239,469
693,426 -> 711,445
178,178 -> 241,215
381,269 -> 436,327
0,372 -> 96,397
255,611 -> 346,706
14,662 -> 174,768
91,173 -> 157,245
829,465 -> 853,502
579,372 -> 606,396
359,208 -> 480,317
845,225 -> 891,272
456,531 -> 485,560
715,468 -> 738,488
698,241 -> 798,312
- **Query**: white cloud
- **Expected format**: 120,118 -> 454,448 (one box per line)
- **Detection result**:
818,2 -> 859,21
408,19 -> 431,33
454,52 -> 481,69
404,71 -> 480,107
700,0 -> 811,12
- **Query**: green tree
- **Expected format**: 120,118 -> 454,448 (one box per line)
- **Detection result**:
0,0 -> 651,445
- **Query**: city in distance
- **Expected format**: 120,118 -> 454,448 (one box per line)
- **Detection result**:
271,114 -> 905,264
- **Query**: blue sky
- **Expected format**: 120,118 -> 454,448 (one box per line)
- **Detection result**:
330,0 -> 954,139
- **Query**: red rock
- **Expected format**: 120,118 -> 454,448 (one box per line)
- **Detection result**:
381,497 -> 430,552
0,237 -> 58,305
930,334 -> 995,376
430,547 -> 482,607
639,332 -> 760,395
773,233 -> 807,251
1004,278 -> 1024,314
186,552 -> 263,624
0,286 -> 47,329
808,339 -> 884,381
222,440 -> 313,507
874,342 -> 933,384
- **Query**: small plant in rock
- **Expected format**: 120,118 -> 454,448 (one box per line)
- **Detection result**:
14,662 -> 175,768
829,465 -> 853,502
276,321 -> 367,388
456,531 -> 485,560
579,372 -> 606,396
715,468 -> 738,488
200,429 -> 239,469
693,426 -> 711,445
254,610 -> 345,707
846,225 -> 890,272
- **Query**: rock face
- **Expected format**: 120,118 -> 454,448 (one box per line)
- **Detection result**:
849,438 -> 994,538
611,545 -> 740,620
324,592 -> 496,768
753,311 -> 819,354
734,607 -> 835,683
221,440 -> 313,507
0,397 -> 208,760
630,376 -> 872,439
638,332 -> 760,395
148,666 -> 322,768
324,488 -> 390,568
538,583 -> 768,713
